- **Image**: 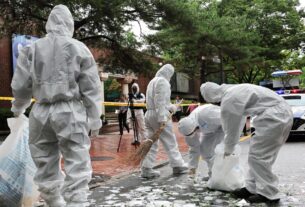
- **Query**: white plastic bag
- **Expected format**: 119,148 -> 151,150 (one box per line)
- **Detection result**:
207,143 -> 245,191
0,115 -> 39,207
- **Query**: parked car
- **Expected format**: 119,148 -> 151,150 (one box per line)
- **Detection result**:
281,93 -> 305,137
249,93 -> 305,137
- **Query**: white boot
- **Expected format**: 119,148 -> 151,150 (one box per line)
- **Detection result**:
141,167 -> 160,178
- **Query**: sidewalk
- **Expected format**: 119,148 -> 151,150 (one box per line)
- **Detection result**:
90,122 -> 189,180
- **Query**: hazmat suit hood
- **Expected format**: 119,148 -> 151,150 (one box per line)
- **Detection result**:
132,82 -> 140,94
155,64 -> 174,81
46,5 -> 74,37
200,82 -> 233,103
178,116 -> 198,136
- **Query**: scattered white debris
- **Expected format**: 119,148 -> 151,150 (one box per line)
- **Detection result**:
147,200 -> 172,207
235,199 -> 250,207
127,199 -> 145,206
105,194 -> 117,200
204,196 -> 213,201
109,189 -> 120,194
135,186 -> 152,192
105,200 -> 118,205
286,196 -> 299,203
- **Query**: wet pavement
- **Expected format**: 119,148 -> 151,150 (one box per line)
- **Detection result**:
88,138 -> 305,207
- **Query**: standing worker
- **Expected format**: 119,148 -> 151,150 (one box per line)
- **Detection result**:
11,5 -> 102,207
178,104 -> 224,180
130,83 -> 146,144
118,94 -> 130,135
174,96 -> 183,121
200,82 -> 293,203
141,64 -> 188,178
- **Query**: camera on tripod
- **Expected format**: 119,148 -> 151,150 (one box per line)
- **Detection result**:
127,92 -> 140,146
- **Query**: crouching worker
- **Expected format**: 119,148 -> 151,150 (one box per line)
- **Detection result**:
200,82 -> 293,204
178,104 -> 224,180
11,5 -> 102,207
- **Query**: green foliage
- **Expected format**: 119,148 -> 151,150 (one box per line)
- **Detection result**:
0,0 -> 158,73
279,48 -> 305,87
104,78 -> 121,101
147,0 -> 305,84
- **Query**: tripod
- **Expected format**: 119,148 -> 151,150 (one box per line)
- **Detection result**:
117,94 -> 140,152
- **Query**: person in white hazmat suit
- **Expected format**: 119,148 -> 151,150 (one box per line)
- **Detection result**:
11,5 -> 102,207
141,64 -> 188,178
200,82 -> 293,203
130,83 -> 146,144
178,104 -> 224,180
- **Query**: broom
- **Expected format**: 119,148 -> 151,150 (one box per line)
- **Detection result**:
128,112 -> 173,166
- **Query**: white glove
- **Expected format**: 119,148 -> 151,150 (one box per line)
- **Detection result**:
90,129 -> 100,137
167,104 -> 177,114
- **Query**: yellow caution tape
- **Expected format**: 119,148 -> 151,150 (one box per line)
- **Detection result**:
103,102 -> 145,107
0,97 -> 201,107
239,134 -> 251,142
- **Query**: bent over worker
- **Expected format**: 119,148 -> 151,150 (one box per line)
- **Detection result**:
178,104 -> 224,180
141,64 -> 188,178
11,5 -> 102,207
200,82 -> 293,204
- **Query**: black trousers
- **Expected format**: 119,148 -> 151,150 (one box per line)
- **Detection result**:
118,112 -> 129,135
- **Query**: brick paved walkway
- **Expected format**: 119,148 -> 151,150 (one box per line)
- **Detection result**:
90,123 -> 188,177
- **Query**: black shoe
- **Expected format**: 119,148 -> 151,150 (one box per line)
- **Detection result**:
131,140 -> 140,146
247,194 -> 280,204
232,188 -> 254,199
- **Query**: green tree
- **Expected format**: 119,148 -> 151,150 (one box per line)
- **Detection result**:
0,0 -> 160,73
146,0 -> 305,84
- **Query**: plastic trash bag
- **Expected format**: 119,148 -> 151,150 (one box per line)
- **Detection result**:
207,143 -> 245,191
0,115 -> 39,207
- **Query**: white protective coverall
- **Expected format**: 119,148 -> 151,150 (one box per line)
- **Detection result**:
200,82 -> 293,200
11,5 -> 102,207
130,83 -> 146,142
141,64 -> 187,175
178,104 -> 224,176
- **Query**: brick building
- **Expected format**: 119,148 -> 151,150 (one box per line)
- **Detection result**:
0,37 -> 200,110
0,37 -> 13,108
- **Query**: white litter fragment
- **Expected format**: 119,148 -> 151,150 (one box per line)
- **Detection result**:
147,200 -> 172,207
182,204 -> 196,207
215,199 -> 223,204
105,194 -> 117,200
152,188 -> 164,193
109,190 -> 120,194
204,196 -> 214,201
173,200 -> 186,205
175,184 -> 188,190
286,196 -> 299,203
119,193 -> 132,199
128,200 -> 146,206
135,186 -> 152,192
235,199 -> 250,207
168,197 -> 176,200
105,200 -> 118,205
